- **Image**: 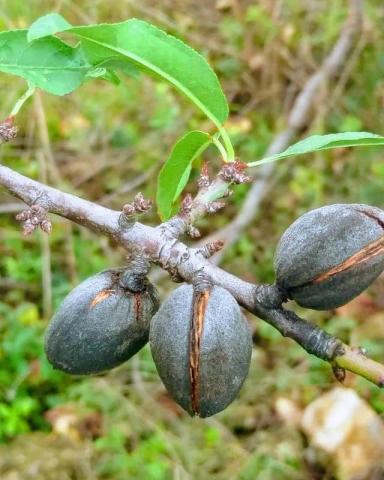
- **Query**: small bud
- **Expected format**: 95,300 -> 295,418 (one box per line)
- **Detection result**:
15,211 -> 29,222
22,220 -> 36,236
187,225 -> 201,238
198,163 -> 210,189
219,161 -> 252,184
198,240 -> 224,258
332,364 -> 346,383
30,215 -> 41,226
122,204 -> 136,217
181,194 -> 194,214
122,193 -> 152,220
40,219 -> 52,234
0,117 -> 18,143
133,192 -> 152,213
16,204 -> 51,235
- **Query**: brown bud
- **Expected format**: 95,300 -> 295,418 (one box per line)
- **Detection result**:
0,117 -> 18,143
219,161 -> 251,184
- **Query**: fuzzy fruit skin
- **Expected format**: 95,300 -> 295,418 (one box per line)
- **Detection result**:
275,204 -> 384,310
45,269 -> 159,375
149,284 -> 252,418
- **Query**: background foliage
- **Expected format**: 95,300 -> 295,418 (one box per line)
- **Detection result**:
0,1 -> 384,479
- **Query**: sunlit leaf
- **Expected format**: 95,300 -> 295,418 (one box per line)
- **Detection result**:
157,131 -> 211,220
27,14 -> 229,126
0,30 -> 89,95
248,132 -> 384,167
27,13 -> 72,40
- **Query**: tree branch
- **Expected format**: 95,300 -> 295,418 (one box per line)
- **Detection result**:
0,164 -> 120,236
0,162 -> 383,387
1,0 -> 381,389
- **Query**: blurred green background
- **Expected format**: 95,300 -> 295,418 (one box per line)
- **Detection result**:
0,1 -> 384,479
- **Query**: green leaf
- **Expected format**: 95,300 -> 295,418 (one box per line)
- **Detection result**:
0,30 -> 89,95
28,14 -> 140,85
248,132 -> 384,167
157,131 -> 212,220
27,13 -> 73,41
27,15 -> 229,126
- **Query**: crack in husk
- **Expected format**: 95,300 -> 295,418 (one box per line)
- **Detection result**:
189,290 -> 210,416
312,234 -> 384,284
134,292 -> 142,322
90,289 -> 115,308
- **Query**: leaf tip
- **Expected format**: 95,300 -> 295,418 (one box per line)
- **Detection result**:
28,12 -> 72,42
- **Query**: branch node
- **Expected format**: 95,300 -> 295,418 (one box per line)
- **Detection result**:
254,284 -> 287,309
127,248 -> 151,276
192,269 -> 212,293
218,160 -> 252,184
157,240 -> 189,283
120,192 -> 152,229
159,217 -> 188,240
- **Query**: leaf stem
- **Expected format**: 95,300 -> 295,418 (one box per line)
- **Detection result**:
247,156 -> 278,168
212,134 -> 228,163
217,126 -> 235,162
10,84 -> 36,117
247,132 -> 384,168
